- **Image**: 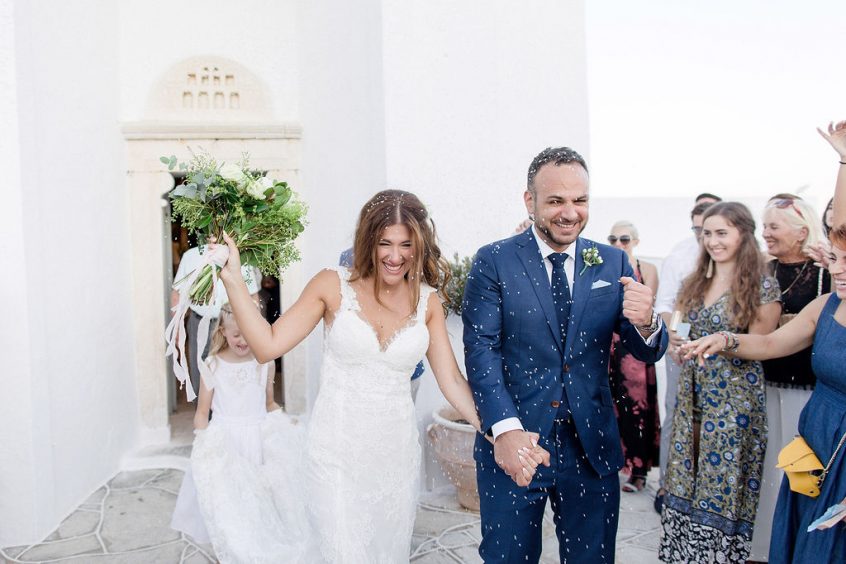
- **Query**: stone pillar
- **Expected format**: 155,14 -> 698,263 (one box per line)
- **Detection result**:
125,156 -> 174,443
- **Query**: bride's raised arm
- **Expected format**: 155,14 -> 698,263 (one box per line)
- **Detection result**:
218,231 -> 329,363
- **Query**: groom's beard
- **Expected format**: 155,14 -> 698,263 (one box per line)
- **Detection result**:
535,217 -> 586,249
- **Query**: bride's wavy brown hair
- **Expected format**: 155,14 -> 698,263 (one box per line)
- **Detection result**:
676,202 -> 766,329
350,190 -> 451,311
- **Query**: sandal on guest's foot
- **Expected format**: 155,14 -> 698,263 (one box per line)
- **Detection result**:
622,476 -> 646,493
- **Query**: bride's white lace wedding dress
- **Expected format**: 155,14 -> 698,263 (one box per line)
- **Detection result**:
303,267 -> 433,562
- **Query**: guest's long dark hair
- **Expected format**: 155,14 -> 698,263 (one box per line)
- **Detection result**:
676,202 -> 766,329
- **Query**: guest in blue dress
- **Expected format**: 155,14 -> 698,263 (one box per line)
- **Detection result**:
769,292 -> 846,562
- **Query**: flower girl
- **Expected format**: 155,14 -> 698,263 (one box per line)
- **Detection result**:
171,303 -> 306,563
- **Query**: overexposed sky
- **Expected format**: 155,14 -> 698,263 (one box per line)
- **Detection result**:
585,1 -> 846,210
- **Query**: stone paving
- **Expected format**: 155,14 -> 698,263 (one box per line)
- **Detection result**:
1,432 -> 662,564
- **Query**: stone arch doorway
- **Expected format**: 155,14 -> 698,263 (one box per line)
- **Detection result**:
121,56 -> 306,445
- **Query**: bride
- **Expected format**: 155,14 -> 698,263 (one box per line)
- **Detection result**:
218,190 -> 549,562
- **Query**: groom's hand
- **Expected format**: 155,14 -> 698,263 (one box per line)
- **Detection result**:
620,276 -> 654,327
494,430 -> 549,487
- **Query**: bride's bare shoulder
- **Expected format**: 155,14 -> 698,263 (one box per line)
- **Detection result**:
308,268 -> 344,309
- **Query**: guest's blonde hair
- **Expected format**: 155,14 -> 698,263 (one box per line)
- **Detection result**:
610,220 -> 639,240
763,198 -> 823,252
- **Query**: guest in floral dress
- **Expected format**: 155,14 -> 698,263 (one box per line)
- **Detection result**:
607,220 -> 661,492
659,202 -> 781,563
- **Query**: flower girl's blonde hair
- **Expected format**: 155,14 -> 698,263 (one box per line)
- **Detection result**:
204,303 -> 237,373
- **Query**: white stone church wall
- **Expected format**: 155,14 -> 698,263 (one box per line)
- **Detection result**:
118,0 -> 299,123
0,0 -> 137,544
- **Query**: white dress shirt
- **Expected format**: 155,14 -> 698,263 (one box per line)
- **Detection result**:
491,226 -> 662,440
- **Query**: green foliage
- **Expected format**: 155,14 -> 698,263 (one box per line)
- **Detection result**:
165,151 -> 308,304
443,253 -> 474,316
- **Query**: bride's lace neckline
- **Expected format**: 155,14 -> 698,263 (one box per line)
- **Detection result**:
348,286 -> 419,353
332,267 -> 429,353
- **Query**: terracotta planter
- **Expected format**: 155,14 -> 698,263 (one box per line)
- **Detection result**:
427,405 -> 479,511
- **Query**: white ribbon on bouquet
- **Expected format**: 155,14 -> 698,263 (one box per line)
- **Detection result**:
164,245 -> 230,402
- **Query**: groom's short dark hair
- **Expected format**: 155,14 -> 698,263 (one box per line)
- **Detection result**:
527,147 -> 588,192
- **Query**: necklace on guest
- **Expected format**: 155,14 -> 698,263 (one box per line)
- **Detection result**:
774,260 -> 809,296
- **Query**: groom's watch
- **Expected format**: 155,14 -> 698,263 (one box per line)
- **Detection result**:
639,311 -> 660,333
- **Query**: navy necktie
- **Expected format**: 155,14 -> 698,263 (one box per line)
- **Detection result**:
547,252 -> 571,346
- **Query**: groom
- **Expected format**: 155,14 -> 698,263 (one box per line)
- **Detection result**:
462,147 -> 668,563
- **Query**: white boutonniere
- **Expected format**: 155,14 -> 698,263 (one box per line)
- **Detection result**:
580,246 -> 603,275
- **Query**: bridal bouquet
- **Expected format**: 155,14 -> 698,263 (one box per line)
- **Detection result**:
164,151 -> 307,304
163,151 -> 307,400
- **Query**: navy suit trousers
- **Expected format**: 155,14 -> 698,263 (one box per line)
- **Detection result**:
477,418 -> 620,563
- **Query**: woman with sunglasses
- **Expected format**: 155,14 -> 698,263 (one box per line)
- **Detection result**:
658,202 -> 782,563
750,197 -> 829,560
606,221 -> 660,492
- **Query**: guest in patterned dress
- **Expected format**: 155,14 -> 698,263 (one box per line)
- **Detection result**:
607,220 -> 661,493
751,197 -> 829,561
659,202 -> 781,563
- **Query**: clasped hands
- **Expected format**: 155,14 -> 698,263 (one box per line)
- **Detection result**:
494,430 -> 551,487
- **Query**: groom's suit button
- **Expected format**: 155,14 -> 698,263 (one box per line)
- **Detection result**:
550,400 -> 561,408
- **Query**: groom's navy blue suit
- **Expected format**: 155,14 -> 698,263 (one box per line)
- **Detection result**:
463,229 -> 668,563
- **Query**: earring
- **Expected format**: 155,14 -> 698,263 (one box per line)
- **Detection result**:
706,258 -> 714,279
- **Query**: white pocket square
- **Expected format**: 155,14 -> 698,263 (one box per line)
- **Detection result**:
591,280 -> 611,290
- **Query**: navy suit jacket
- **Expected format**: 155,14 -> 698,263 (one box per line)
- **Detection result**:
462,229 -> 668,477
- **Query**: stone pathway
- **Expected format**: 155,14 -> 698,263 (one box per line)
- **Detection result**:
1,469 -> 661,563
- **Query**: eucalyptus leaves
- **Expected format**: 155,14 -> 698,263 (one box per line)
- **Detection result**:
164,151 -> 307,305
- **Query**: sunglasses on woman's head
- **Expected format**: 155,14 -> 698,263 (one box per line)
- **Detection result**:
770,198 -> 805,220
607,235 -> 632,244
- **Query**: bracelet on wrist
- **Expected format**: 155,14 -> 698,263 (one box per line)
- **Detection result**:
718,330 -> 739,352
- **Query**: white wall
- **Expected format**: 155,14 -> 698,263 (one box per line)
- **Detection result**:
0,0 -> 42,544
381,0 -> 590,259
1,0 -> 138,543
118,0 -> 299,122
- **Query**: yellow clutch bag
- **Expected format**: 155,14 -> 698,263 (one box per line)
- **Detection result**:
777,436 -> 824,498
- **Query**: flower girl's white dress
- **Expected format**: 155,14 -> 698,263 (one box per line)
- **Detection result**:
171,357 -> 307,563
173,267 -> 433,563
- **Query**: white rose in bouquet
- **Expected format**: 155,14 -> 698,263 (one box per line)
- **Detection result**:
219,162 -> 247,184
245,176 -> 272,199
